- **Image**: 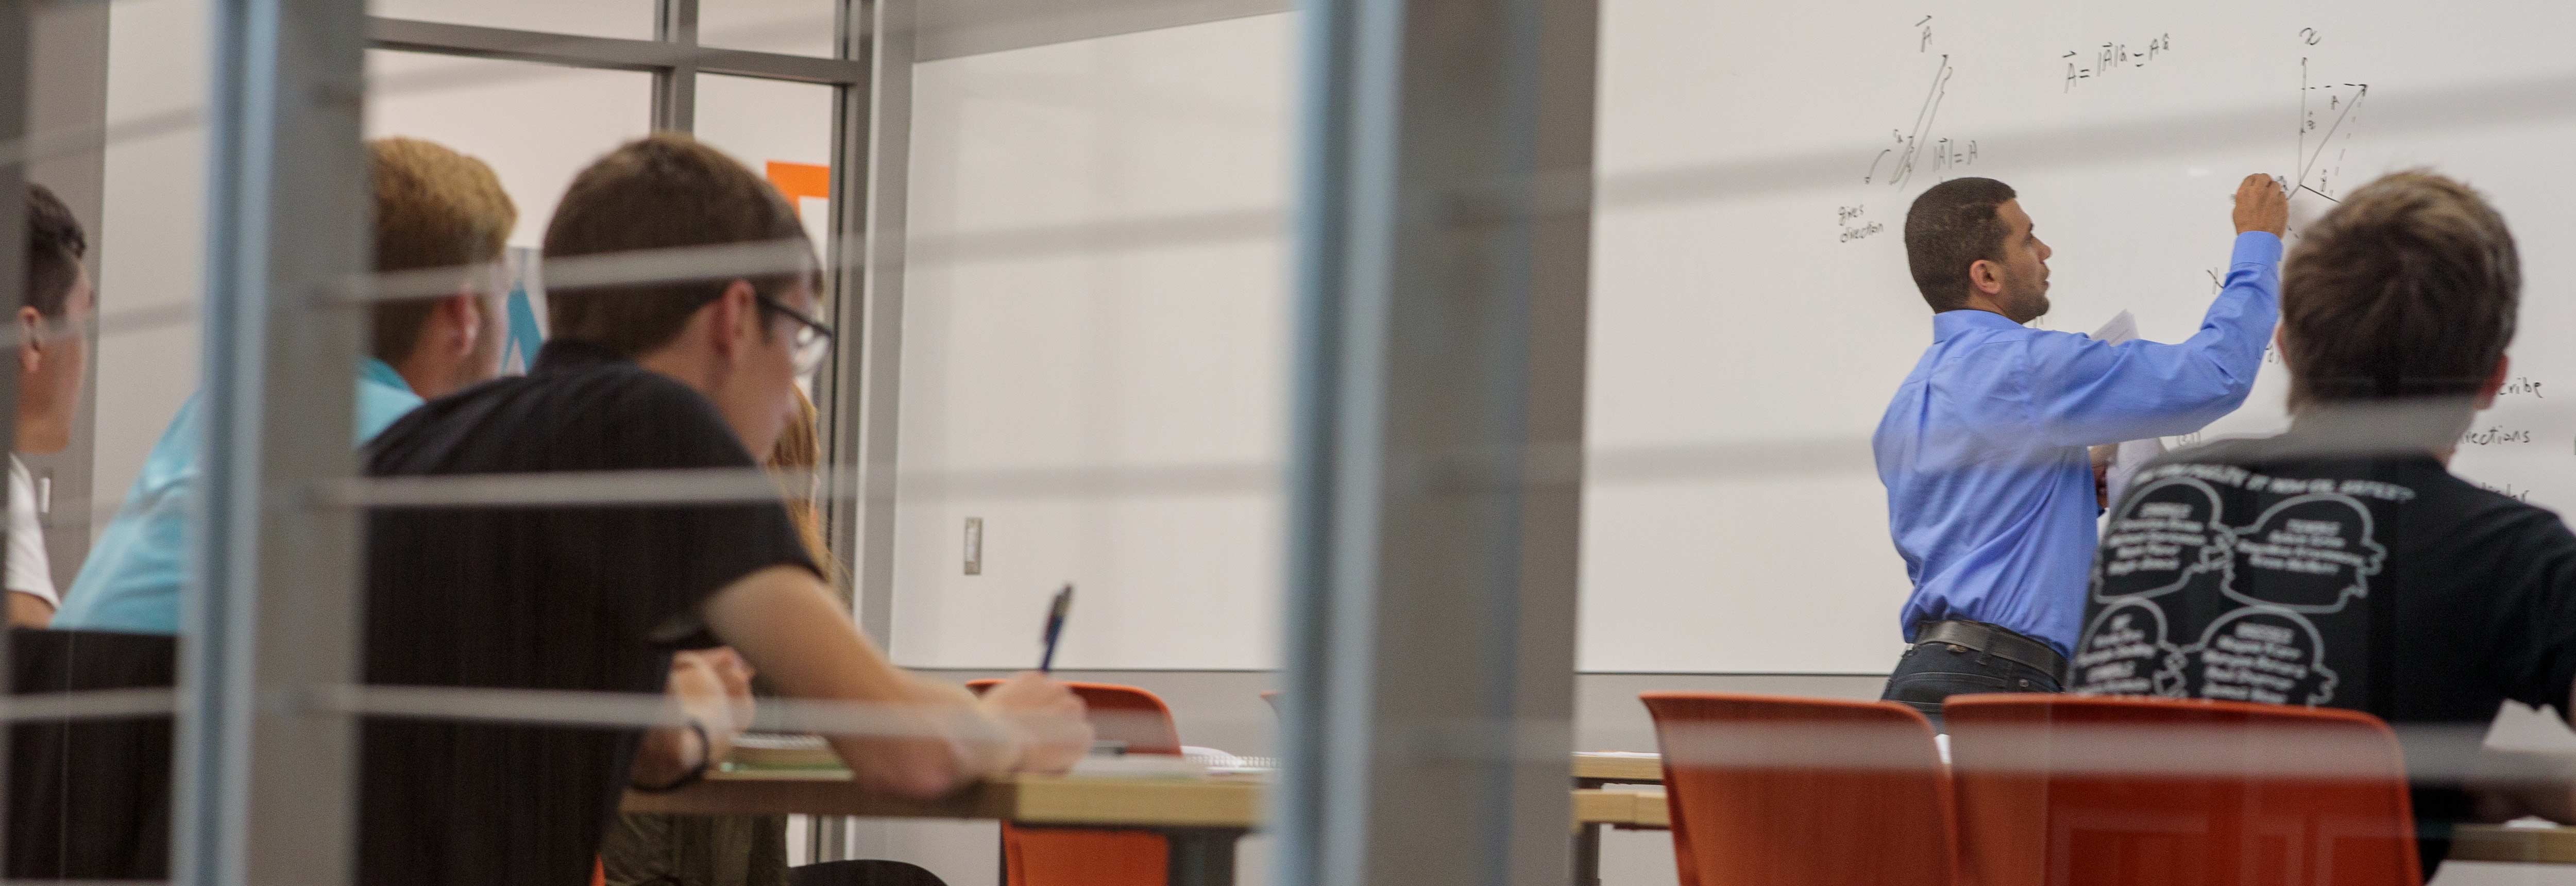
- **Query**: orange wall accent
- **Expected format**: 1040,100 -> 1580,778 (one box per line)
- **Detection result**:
766,160 -> 831,218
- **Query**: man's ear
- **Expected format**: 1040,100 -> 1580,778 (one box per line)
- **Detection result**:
709,280 -> 758,362
1968,259 -> 2002,296
2476,353 -> 2511,411
16,306 -> 42,376
443,293 -> 481,357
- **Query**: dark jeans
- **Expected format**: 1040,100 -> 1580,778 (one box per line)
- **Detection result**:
1880,637 -> 2062,726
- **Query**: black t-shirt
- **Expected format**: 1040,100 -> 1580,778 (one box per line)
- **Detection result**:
2070,431 -> 2576,876
358,340 -> 816,886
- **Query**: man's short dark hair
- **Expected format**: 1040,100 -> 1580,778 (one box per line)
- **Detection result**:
543,133 -> 818,358
1904,177 -> 2017,312
24,183 -> 85,318
2281,171 -> 2519,408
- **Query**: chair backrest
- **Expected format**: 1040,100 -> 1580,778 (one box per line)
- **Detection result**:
1944,694 -> 2419,886
4,628 -> 179,880
964,680 -> 1179,886
1640,692 -> 1955,886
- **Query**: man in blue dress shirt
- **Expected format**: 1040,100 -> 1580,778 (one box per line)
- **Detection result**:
1873,173 -> 2287,719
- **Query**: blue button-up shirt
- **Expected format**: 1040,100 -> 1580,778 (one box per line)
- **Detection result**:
54,359 -> 425,634
1874,231 -> 2282,657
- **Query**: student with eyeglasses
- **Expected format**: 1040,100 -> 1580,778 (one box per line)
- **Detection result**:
353,133 -> 1092,886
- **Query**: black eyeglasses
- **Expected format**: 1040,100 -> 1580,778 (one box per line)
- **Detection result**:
756,294 -> 835,382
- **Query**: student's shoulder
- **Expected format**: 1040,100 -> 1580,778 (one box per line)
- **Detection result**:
2424,472 -> 2573,548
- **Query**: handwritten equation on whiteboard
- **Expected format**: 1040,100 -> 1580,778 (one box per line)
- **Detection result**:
2063,33 -> 2176,91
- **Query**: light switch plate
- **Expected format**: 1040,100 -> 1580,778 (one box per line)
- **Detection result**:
963,517 -> 983,576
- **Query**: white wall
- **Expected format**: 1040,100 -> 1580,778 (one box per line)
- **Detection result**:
93,0 -> 209,534
90,5 -> 842,536
891,14 -> 1293,670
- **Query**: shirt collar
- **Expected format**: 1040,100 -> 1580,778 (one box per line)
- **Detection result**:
358,357 -> 414,395
1931,308 -> 2026,341
532,339 -> 631,375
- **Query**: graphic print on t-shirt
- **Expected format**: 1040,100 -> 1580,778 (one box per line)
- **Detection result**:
2179,605 -> 2340,705
2075,462 -> 2412,708
2095,476 -> 2229,600
2222,493 -> 2387,612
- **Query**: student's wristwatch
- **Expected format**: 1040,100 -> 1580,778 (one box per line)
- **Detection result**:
630,717 -> 713,793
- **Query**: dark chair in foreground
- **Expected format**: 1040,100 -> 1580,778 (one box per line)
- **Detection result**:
5,627 -> 178,880
1944,694 -> 2418,886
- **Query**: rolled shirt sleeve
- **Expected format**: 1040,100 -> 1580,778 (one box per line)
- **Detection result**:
2019,231 -> 2282,447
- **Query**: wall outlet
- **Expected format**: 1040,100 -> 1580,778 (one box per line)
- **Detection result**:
963,517 -> 983,576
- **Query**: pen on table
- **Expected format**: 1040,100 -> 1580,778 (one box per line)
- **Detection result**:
1039,583 -> 1074,673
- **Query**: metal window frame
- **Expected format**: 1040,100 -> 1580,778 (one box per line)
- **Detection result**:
368,18 -> 868,87
0,4 -> 28,868
180,0 -> 373,882
1273,0 -> 1599,884
831,0 -> 911,650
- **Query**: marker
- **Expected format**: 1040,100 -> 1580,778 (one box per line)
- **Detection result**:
1039,583 -> 1074,673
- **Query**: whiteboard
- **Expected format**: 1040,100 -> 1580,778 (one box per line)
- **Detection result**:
889,2 -> 2576,675
1581,0 -> 2576,672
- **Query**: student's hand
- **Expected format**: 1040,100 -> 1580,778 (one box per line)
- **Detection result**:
977,672 -> 1093,774
632,650 -> 744,786
2233,173 -> 2289,238
2467,749 -> 2576,824
677,647 -> 757,738
2090,444 -> 2116,508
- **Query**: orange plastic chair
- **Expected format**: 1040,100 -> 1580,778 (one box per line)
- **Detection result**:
1639,692 -> 1956,886
1944,694 -> 2418,886
967,680 -> 1180,886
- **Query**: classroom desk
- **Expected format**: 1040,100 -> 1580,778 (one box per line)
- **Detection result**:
628,770 -> 1259,886
1571,751 -> 1665,784
2452,824 -> 2576,864
626,771 -> 1670,886
1568,755 -> 1664,886
647,754 -> 2576,881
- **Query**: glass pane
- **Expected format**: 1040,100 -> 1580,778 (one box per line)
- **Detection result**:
894,16 -> 1295,669
365,50 -> 655,247
372,0 -> 656,41
699,0 -> 839,58
692,74 -> 838,264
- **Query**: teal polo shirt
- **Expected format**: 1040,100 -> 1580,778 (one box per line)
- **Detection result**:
53,359 -> 424,634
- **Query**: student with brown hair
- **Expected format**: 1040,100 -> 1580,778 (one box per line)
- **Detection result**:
358,133 -> 1089,886
55,137 -> 515,634
2071,171 -> 2576,875
3,183 -> 96,627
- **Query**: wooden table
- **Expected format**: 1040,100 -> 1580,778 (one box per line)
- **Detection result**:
628,770 -> 1670,886
649,754 -> 2576,882
1571,751 -> 1664,785
2452,824 -> 2576,864
1568,754 -> 1663,885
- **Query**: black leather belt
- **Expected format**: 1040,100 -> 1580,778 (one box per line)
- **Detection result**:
1914,620 -> 2067,678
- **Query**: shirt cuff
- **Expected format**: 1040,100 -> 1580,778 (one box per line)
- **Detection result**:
2231,230 -> 2284,267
